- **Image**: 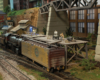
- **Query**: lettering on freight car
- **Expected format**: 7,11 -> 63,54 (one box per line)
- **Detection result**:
35,48 -> 39,57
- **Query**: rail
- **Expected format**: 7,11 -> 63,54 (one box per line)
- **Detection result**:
0,62 -> 18,80
0,56 -> 31,80
0,50 -> 65,80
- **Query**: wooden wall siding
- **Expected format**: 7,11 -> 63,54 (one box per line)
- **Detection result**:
69,8 -> 99,38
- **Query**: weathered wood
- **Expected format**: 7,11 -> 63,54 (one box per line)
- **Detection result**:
47,40 -> 61,45
59,39 -> 88,66
85,43 -> 88,59
65,45 -> 68,69
34,37 -> 61,44
59,40 -> 88,45
21,34 -> 45,38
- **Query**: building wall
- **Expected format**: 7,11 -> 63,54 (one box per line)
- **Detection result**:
14,0 -> 29,10
46,6 -> 69,36
3,0 -> 9,11
0,0 -> 8,11
37,6 -> 69,36
0,14 -> 6,28
10,0 -> 14,10
22,0 -> 29,9
29,0 -> 42,8
68,7 -> 100,38
0,0 -> 4,11
14,0 -> 54,10
37,10 -> 48,34
14,0 -> 20,10
16,29 -> 25,35
43,0 -> 54,5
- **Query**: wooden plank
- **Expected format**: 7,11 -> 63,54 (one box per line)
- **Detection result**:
21,34 -> 45,38
65,45 -> 68,69
34,37 -> 61,44
59,40 -> 88,45
47,40 -> 61,44
85,43 -> 88,59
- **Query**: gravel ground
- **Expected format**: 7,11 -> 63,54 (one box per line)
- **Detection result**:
0,56 -> 36,80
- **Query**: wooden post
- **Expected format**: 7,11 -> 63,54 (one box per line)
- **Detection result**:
75,44 -> 77,58
85,43 -> 88,59
65,45 -> 68,69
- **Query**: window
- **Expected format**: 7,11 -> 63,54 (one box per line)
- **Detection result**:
70,11 -> 75,20
78,10 -> 84,19
98,13 -> 100,19
78,22 -> 84,33
87,23 -> 95,34
70,22 -> 76,32
87,9 -> 95,19
10,23 -> 12,25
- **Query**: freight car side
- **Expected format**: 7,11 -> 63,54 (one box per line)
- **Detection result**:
49,48 -> 65,70
21,40 -> 65,71
21,41 -> 49,68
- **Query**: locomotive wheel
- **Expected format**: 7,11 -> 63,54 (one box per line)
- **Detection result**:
43,67 -> 47,71
11,45 -> 14,52
49,68 -> 54,73
15,48 -> 19,55
13,47 -> 16,53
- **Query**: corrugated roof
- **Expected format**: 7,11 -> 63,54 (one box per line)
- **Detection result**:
2,25 -> 12,30
10,25 -> 28,32
0,11 -> 6,14
18,20 -> 29,23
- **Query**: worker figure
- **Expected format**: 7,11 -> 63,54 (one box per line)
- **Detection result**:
29,26 -> 33,35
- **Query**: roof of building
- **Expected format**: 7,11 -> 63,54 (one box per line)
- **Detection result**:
18,20 -> 29,24
2,25 -> 12,30
10,25 -> 28,32
0,11 -> 6,14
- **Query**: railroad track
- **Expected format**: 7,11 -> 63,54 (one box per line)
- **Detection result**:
0,49 -> 80,80
0,56 -> 31,80
0,50 -> 65,80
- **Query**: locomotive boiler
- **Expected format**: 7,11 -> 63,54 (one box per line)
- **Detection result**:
8,35 -> 23,54
0,33 -> 23,54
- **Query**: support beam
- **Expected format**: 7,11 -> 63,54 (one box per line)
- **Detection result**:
40,0 -> 97,14
46,6 -> 69,36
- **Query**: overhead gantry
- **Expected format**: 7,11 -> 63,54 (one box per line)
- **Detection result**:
37,0 -> 98,36
40,0 -> 97,14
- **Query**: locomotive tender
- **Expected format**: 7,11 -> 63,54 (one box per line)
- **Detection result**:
0,33 -> 65,71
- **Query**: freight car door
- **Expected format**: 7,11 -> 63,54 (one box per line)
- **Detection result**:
30,44 -> 49,68
21,41 -> 33,59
